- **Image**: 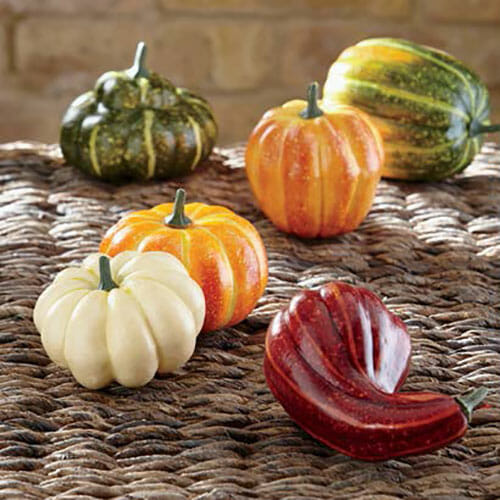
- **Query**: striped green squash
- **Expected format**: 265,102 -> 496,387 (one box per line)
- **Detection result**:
323,38 -> 500,181
60,42 -> 217,182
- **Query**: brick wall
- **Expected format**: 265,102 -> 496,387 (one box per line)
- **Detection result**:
1,0 -> 500,145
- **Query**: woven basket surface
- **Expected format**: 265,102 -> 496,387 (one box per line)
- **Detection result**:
0,141 -> 499,500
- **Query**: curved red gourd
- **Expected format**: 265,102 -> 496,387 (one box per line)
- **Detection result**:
264,282 -> 486,461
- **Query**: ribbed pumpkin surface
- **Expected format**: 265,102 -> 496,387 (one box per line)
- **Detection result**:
245,97 -> 383,238
323,38 -> 491,180
60,43 -> 217,182
99,201 -> 268,333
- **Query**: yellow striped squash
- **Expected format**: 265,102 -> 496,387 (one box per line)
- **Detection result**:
323,38 -> 500,181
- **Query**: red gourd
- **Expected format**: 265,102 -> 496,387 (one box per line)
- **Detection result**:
264,282 -> 487,461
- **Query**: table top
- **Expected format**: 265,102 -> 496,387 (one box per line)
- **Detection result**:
0,141 -> 499,499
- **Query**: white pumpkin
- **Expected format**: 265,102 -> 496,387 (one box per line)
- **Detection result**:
33,251 -> 205,389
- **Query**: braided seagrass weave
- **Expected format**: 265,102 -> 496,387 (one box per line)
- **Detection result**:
0,141 -> 499,499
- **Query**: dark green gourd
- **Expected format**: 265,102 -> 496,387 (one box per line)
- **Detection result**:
323,38 -> 500,181
60,42 -> 217,182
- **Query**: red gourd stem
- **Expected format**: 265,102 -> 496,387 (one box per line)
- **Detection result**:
456,387 -> 489,421
164,189 -> 192,228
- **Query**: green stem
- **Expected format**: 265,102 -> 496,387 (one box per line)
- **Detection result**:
164,189 -> 192,228
299,82 -> 324,119
470,121 -> 500,137
455,387 -> 488,422
98,255 -> 118,292
127,41 -> 149,79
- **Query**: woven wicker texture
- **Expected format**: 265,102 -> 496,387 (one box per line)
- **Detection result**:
0,141 -> 499,500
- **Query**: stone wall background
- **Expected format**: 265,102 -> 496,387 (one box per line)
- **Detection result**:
1,0 -> 500,145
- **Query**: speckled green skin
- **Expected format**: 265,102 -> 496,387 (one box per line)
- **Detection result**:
60,45 -> 217,182
324,38 -> 492,181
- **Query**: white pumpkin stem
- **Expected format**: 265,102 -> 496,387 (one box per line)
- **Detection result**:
98,256 -> 118,292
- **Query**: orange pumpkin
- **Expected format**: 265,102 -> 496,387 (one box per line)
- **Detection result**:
245,82 -> 384,238
99,189 -> 268,332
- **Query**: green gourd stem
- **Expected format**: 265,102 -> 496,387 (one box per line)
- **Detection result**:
455,387 -> 488,422
98,255 -> 118,292
164,189 -> 192,228
299,82 -> 324,119
128,41 -> 149,79
470,122 -> 500,136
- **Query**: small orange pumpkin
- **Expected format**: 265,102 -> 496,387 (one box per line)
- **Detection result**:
100,189 -> 268,332
245,82 -> 384,238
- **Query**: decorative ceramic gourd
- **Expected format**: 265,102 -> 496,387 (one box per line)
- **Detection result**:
265,282 -> 488,461
323,38 -> 500,181
99,189 -> 268,333
245,82 -> 384,238
33,251 -> 205,389
60,42 -> 217,182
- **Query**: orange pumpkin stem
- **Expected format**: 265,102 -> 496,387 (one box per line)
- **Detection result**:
299,82 -> 323,119
164,189 -> 193,228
